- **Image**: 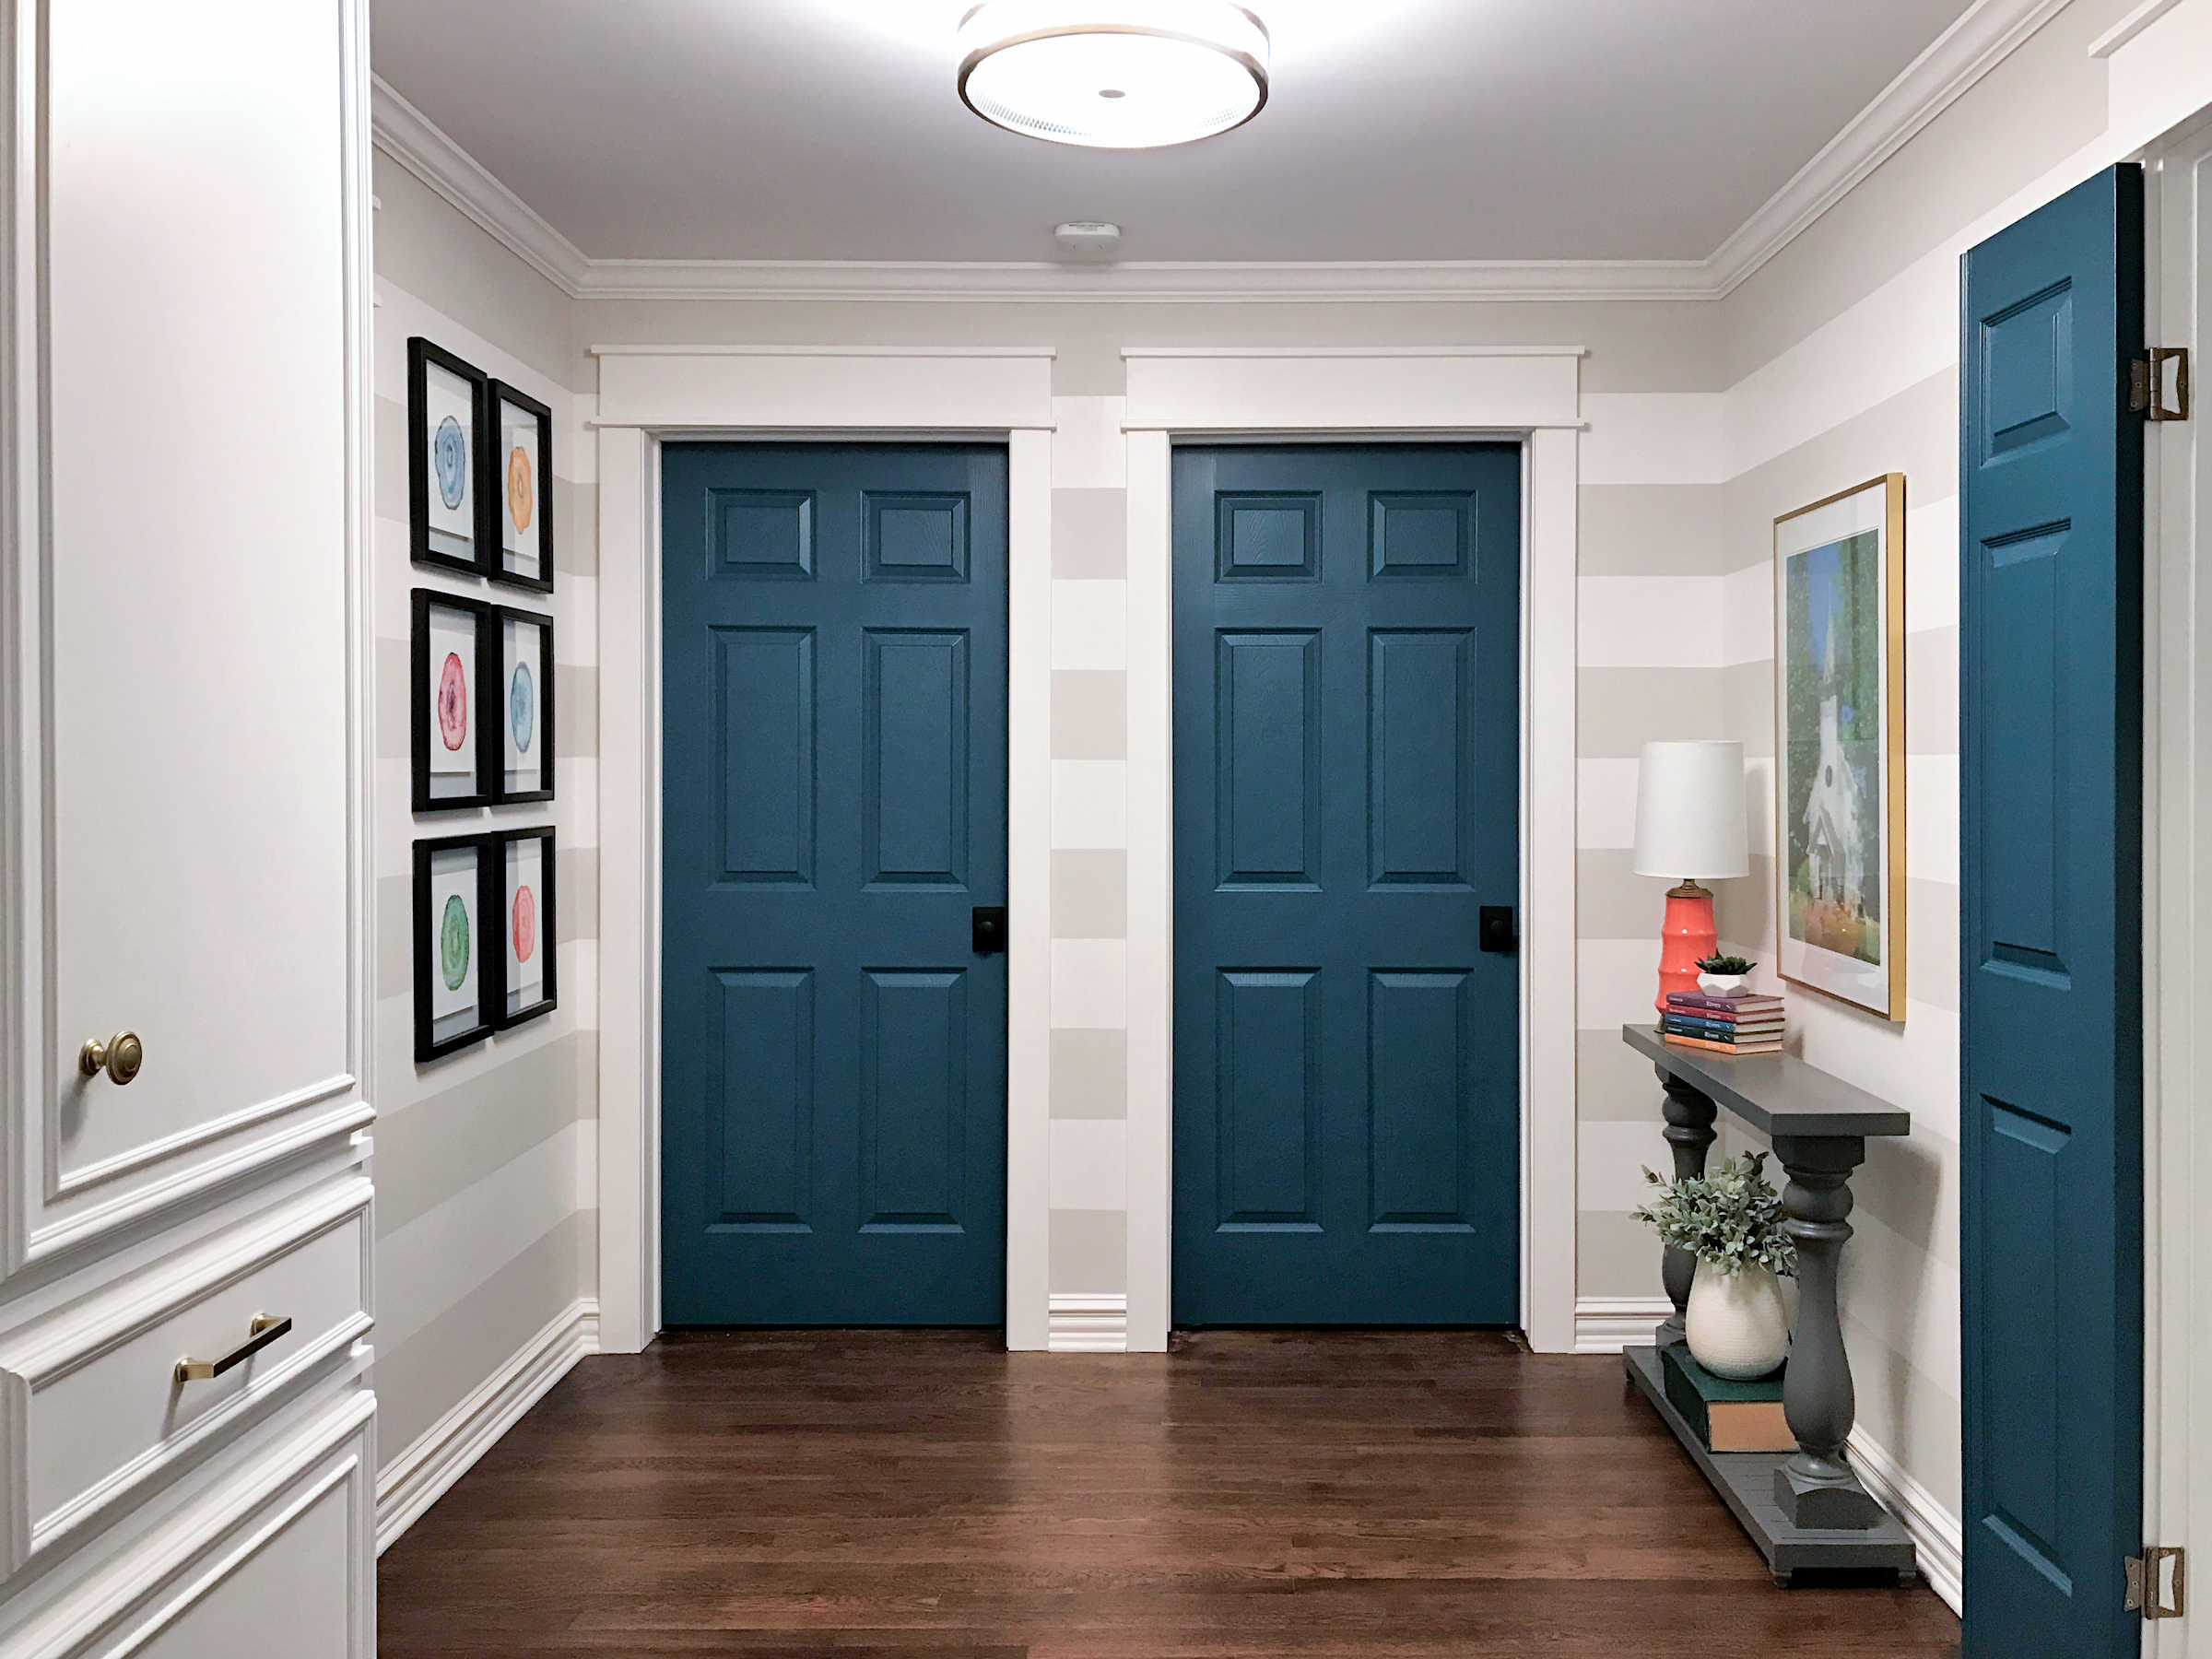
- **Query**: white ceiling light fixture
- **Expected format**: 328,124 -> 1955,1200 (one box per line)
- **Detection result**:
957,1 -> 1271,150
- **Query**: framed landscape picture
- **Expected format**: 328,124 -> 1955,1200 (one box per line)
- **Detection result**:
487,380 -> 554,592
490,605 -> 554,803
412,589 -> 491,811
414,833 -> 495,1061
491,827 -> 558,1029
409,338 -> 489,575
1773,474 -> 1907,1020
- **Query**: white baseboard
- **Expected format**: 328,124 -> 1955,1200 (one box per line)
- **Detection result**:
1047,1293 -> 1128,1353
374,1296 -> 600,1553
1573,1296 -> 1672,1353
1846,1423 -> 1964,1612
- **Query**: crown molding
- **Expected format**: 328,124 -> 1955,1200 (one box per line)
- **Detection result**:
369,76 -> 590,295
1705,0 -> 2071,295
369,0 -> 2068,308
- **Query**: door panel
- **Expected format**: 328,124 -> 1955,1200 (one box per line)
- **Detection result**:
662,444 -> 1007,1325
1959,165 -> 2143,1658
1173,445 -> 1520,1325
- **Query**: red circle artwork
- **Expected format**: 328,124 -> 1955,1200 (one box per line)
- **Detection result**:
437,652 -> 468,751
512,885 -> 536,963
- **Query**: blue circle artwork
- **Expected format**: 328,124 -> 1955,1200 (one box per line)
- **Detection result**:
433,415 -> 467,509
509,661 -> 535,753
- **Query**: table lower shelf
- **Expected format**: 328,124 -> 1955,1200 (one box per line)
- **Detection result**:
1622,1345 -> 1917,1584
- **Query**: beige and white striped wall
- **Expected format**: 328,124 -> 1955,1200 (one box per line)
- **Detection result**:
368,154 -> 600,1544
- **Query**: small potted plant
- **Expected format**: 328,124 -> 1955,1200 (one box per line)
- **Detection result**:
1695,952 -> 1756,998
1635,1153 -> 1795,1379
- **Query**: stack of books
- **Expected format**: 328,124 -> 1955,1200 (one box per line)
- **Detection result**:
1659,1341 -> 1792,1452
1661,990 -> 1784,1054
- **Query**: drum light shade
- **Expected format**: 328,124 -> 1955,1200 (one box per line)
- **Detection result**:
957,1 -> 1271,149
1632,741 -> 1749,881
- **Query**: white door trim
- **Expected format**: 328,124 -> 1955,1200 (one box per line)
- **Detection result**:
592,348 -> 1058,1354
1121,347 -> 1583,1353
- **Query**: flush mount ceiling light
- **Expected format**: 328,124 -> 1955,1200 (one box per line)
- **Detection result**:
957,1 -> 1271,150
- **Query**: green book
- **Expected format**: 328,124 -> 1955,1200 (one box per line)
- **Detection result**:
1660,1341 -> 1792,1452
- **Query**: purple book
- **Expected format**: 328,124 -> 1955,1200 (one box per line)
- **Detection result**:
1665,991 -> 1783,1015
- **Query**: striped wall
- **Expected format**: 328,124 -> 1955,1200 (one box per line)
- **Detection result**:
369,157 -> 600,1475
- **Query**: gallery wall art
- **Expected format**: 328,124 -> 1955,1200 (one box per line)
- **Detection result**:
489,380 -> 554,592
493,826 -> 558,1028
412,589 -> 492,811
1772,473 -> 1907,1020
409,338 -> 488,576
414,832 -> 495,1061
493,606 -> 555,803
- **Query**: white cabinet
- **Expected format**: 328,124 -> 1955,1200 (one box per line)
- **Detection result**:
0,0 -> 376,1645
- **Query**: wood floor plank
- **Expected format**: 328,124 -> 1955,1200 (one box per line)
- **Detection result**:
377,1330 -> 1960,1656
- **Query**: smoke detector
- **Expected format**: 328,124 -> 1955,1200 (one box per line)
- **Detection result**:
1054,221 -> 1124,259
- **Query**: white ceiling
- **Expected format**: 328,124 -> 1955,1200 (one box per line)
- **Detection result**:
371,0 -> 1981,265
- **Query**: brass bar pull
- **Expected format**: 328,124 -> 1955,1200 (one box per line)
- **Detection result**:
174,1314 -> 292,1384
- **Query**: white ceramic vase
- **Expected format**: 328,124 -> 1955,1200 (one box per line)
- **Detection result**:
1685,1262 -> 1790,1380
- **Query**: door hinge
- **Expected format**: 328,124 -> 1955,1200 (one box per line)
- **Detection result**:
2131,347 -> 2190,421
2126,1545 -> 2185,1620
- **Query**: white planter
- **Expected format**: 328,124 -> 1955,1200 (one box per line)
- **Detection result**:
1685,1263 -> 1790,1380
1697,972 -> 1749,997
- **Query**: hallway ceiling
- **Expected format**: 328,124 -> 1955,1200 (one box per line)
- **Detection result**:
371,0 -> 1981,265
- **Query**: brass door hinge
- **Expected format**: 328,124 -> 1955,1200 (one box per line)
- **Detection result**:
2131,347 -> 2190,421
2126,1545 -> 2185,1619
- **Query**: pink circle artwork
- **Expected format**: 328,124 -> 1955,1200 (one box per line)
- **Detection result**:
512,885 -> 536,964
437,652 -> 468,751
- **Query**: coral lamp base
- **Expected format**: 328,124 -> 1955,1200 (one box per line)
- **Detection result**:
1655,881 -> 1717,1011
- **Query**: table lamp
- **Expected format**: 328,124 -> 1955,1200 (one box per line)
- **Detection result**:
1632,740 -> 1748,1011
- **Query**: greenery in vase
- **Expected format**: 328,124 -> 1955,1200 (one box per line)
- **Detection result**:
1634,1152 -> 1796,1277
1696,953 -> 1756,975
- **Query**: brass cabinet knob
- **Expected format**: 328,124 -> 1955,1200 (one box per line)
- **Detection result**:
78,1030 -> 144,1086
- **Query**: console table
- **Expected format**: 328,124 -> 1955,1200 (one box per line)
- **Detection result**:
1618,1024 -> 1918,1585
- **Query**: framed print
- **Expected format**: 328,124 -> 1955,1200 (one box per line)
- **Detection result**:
414,833 -> 495,1061
409,338 -> 489,575
491,827 -> 558,1028
490,605 -> 555,803
1774,473 -> 1907,1020
487,380 -> 554,592
412,589 -> 491,811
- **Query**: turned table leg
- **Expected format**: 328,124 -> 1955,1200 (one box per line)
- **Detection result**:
1655,1067 -> 1718,1347
1772,1132 -> 1881,1528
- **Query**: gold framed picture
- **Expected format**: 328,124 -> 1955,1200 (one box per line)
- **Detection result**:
1773,474 -> 1907,1021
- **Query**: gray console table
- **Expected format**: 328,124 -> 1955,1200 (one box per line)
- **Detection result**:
1618,1024 -> 1917,1585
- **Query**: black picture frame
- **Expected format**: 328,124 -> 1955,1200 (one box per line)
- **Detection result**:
487,604 -> 555,805
408,337 -> 491,576
488,826 -> 559,1030
411,588 -> 494,812
413,832 -> 497,1063
484,380 -> 555,593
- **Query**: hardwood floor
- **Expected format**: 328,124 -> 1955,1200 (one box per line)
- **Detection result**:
377,1329 -> 1960,1657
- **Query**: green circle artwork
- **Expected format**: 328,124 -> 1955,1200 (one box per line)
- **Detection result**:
440,893 -> 471,991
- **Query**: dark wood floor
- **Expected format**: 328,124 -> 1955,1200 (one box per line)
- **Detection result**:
378,1329 -> 1960,1657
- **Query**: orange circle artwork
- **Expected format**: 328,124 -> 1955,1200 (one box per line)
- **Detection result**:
507,446 -> 534,533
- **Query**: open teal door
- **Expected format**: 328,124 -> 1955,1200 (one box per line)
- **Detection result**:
1959,166 -> 2144,1656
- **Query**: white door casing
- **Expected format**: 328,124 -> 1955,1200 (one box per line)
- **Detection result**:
592,344 -> 1582,1356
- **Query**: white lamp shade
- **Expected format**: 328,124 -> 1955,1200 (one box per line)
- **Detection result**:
1632,740 -> 1748,881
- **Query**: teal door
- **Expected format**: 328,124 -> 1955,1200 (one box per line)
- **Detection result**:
1960,167 -> 2144,1655
660,443 -> 1008,1325
1171,444 -> 1522,1324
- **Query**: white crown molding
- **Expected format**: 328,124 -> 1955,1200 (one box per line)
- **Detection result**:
368,76 -> 590,296
1705,0 -> 2072,296
2088,0 -> 2187,56
370,0 -> 2067,307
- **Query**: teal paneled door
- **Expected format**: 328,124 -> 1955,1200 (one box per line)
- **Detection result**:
660,443 -> 1008,1325
1171,445 -> 1522,1325
1960,167 -> 2144,1655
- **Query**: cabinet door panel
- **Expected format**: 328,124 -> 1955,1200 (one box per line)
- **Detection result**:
6,0 -> 371,1275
